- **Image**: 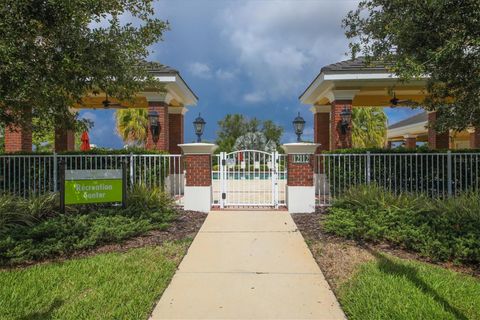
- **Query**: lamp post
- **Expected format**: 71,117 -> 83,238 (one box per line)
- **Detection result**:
193,113 -> 206,143
340,106 -> 352,135
148,110 -> 160,141
292,112 -> 306,142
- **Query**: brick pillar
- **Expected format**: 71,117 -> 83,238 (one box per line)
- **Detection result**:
428,112 -> 449,149
179,143 -> 217,212
331,100 -> 352,150
387,141 -> 393,149
168,111 -> 184,154
282,143 -> 317,213
313,106 -> 330,152
185,154 -> 211,187
54,127 -> 75,152
468,128 -> 480,149
287,155 -> 314,187
146,102 -> 169,151
5,110 -> 32,153
404,135 -> 417,149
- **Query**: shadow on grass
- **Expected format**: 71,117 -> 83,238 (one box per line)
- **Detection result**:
369,249 -> 468,320
17,298 -> 63,320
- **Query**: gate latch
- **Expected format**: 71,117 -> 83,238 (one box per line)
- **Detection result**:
222,192 -> 226,200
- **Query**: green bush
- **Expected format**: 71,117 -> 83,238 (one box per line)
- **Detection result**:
324,185 -> 480,264
0,186 -> 176,266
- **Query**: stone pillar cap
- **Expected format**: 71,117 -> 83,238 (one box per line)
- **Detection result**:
178,143 -> 218,155
281,142 -> 319,154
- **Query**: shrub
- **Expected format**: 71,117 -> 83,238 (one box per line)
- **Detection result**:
324,185 -> 480,264
0,186 -> 177,266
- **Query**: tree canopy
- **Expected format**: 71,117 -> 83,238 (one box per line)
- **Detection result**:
115,109 -> 148,147
343,0 -> 480,132
351,107 -> 387,148
0,0 -> 167,131
216,114 -> 283,152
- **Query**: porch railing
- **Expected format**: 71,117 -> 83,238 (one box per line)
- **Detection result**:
0,154 -> 184,205
315,152 -> 480,206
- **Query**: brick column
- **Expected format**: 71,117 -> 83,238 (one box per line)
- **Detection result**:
312,105 -> 330,152
387,141 -> 393,149
282,143 -> 318,213
5,110 -> 32,153
146,101 -> 169,151
331,100 -> 352,150
468,128 -> 480,149
428,112 -> 449,149
179,143 -> 217,213
54,127 -> 75,152
168,107 -> 185,155
404,134 -> 417,149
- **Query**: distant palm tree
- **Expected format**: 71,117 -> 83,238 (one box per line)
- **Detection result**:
115,109 -> 148,147
352,107 -> 387,148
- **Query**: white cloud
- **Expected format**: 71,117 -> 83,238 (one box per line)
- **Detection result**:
220,0 -> 359,103
188,62 -> 212,78
215,68 -> 236,80
244,91 -> 266,103
81,111 -> 97,122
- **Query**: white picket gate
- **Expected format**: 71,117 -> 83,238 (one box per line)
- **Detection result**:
212,150 -> 286,208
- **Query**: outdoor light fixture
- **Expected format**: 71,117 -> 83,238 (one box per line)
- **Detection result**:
340,105 -> 352,135
148,110 -> 160,140
193,113 -> 206,142
293,112 -> 306,142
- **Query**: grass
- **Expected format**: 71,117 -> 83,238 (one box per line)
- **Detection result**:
0,241 -> 190,320
338,252 -> 480,320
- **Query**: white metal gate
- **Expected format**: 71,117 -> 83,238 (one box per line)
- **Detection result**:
216,150 -> 286,208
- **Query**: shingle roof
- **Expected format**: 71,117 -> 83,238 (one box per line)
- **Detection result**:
388,111 -> 428,129
320,57 -> 391,74
138,61 -> 178,75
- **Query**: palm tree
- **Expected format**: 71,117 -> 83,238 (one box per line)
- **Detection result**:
352,107 -> 387,148
115,109 -> 148,147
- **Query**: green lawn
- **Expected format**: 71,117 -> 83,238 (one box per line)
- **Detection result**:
0,241 -> 190,320
338,253 -> 480,320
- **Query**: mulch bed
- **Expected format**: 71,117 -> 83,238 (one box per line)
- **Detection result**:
293,210 -> 479,290
5,210 -> 207,270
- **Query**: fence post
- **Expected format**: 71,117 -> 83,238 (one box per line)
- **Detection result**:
53,152 -> 58,192
447,151 -> 452,197
219,152 -> 225,209
366,151 -> 371,184
129,153 -> 135,188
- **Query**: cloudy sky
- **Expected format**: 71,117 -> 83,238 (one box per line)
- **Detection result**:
80,0 -> 419,148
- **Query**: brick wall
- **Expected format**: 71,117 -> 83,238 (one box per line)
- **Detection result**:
146,102 -> 169,151
470,128 -> 480,149
168,113 -> 184,154
314,112 -> 330,152
54,127 -> 75,152
330,100 -> 352,150
405,136 -> 417,149
287,155 -> 314,186
184,154 -> 211,186
5,109 -> 32,152
427,112 -> 449,149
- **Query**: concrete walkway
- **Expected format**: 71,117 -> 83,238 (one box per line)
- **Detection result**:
150,211 -> 346,320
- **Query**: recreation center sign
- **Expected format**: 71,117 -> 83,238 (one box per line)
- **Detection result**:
61,168 -> 126,209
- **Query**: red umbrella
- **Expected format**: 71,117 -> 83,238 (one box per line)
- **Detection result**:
80,131 -> 91,151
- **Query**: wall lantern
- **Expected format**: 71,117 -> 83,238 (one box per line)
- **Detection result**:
292,112 -> 306,142
148,110 -> 160,140
193,113 -> 206,142
340,106 -> 352,135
